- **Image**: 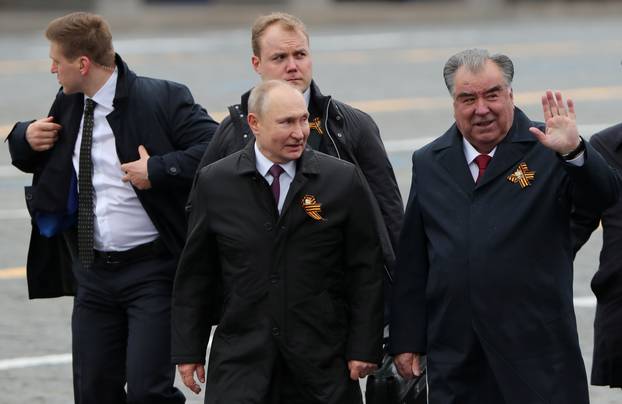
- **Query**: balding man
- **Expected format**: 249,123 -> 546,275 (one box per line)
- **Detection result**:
171,80 -> 384,403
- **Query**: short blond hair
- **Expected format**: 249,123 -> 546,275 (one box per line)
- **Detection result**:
45,12 -> 115,67
251,12 -> 309,57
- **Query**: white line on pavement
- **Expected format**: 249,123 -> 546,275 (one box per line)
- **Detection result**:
0,354 -> 71,371
0,297 -> 597,371
0,330 -> 216,371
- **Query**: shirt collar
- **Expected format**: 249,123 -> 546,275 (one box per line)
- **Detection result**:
303,87 -> 311,107
86,68 -> 118,109
254,142 -> 296,179
463,137 -> 496,164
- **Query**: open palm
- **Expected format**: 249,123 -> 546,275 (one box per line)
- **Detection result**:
528,90 -> 581,155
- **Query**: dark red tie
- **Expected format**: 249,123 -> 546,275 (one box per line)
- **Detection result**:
474,154 -> 491,183
269,164 -> 285,204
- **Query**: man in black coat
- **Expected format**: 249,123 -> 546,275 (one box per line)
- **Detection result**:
390,49 -> 620,403
7,12 -> 218,404
172,80 -> 384,403
572,123 -> 622,389
197,13 -> 403,305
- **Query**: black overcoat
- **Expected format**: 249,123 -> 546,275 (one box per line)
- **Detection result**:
572,123 -> 622,387
171,142 -> 384,403
390,108 -> 620,403
7,54 -> 218,298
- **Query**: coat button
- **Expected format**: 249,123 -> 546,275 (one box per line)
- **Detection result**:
272,327 -> 280,336
270,275 -> 279,285
336,115 -> 341,121
337,132 -> 343,138
264,222 -> 272,232
169,166 -> 178,174
243,133 -> 248,139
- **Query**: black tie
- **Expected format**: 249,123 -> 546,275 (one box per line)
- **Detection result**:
269,164 -> 285,206
78,99 -> 96,270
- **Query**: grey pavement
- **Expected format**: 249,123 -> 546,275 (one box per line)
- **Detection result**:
2,1 -> 622,403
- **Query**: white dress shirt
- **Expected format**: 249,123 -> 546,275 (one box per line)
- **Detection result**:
254,143 -> 296,214
463,138 -> 496,182
73,69 -> 158,251
462,137 -> 585,182
303,87 -> 311,107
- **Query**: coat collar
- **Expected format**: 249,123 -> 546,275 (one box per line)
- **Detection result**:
236,140 -> 320,220
236,139 -> 320,176
238,80 -> 333,117
111,53 -> 136,106
432,107 -> 539,194
610,123 -> 622,152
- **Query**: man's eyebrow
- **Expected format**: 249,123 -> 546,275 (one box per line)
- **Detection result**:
456,85 -> 504,99
456,91 -> 475,99
484,85 -> 503,94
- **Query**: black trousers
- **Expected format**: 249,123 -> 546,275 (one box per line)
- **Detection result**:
71,250 -> 184,404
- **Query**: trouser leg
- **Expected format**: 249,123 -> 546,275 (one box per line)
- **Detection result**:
125,257 -> 185,404
72,274 -> 128,404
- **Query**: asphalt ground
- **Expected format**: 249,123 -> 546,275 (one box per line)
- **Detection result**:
1,1 -> 622,402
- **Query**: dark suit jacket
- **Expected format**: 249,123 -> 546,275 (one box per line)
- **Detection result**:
572,123 -> 622,387
7,53 -> 218,299
171,142 -> 384,403
390,108 -> 619,402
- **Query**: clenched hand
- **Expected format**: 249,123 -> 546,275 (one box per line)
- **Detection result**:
26,116 -> 61,151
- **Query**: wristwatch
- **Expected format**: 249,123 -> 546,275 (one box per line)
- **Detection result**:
561,138 -> 585,161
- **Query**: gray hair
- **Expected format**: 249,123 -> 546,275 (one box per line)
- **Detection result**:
248,79 -> 298,117
443,49 -> 514,96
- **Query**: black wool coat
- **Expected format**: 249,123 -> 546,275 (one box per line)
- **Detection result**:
390,108 -> 620,403
172,142 -> 384,403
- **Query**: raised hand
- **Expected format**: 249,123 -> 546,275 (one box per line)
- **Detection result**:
528,90 -> 581,155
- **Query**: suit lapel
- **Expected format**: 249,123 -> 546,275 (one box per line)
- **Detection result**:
237,140 -> 279,219
106,54 -> 134,163
33,95 -> 83,213
434,127 -> 475,196
279,148 -> 319,222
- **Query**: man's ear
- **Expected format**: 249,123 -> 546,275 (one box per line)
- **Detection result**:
247,112 -> 260,135
79,56 -> 91,76
251,55 -> 261,75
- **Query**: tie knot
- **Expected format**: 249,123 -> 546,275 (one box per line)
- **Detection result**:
268,164 -> 284,179
84,98 -> 95,114
474,154 -> 491,170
